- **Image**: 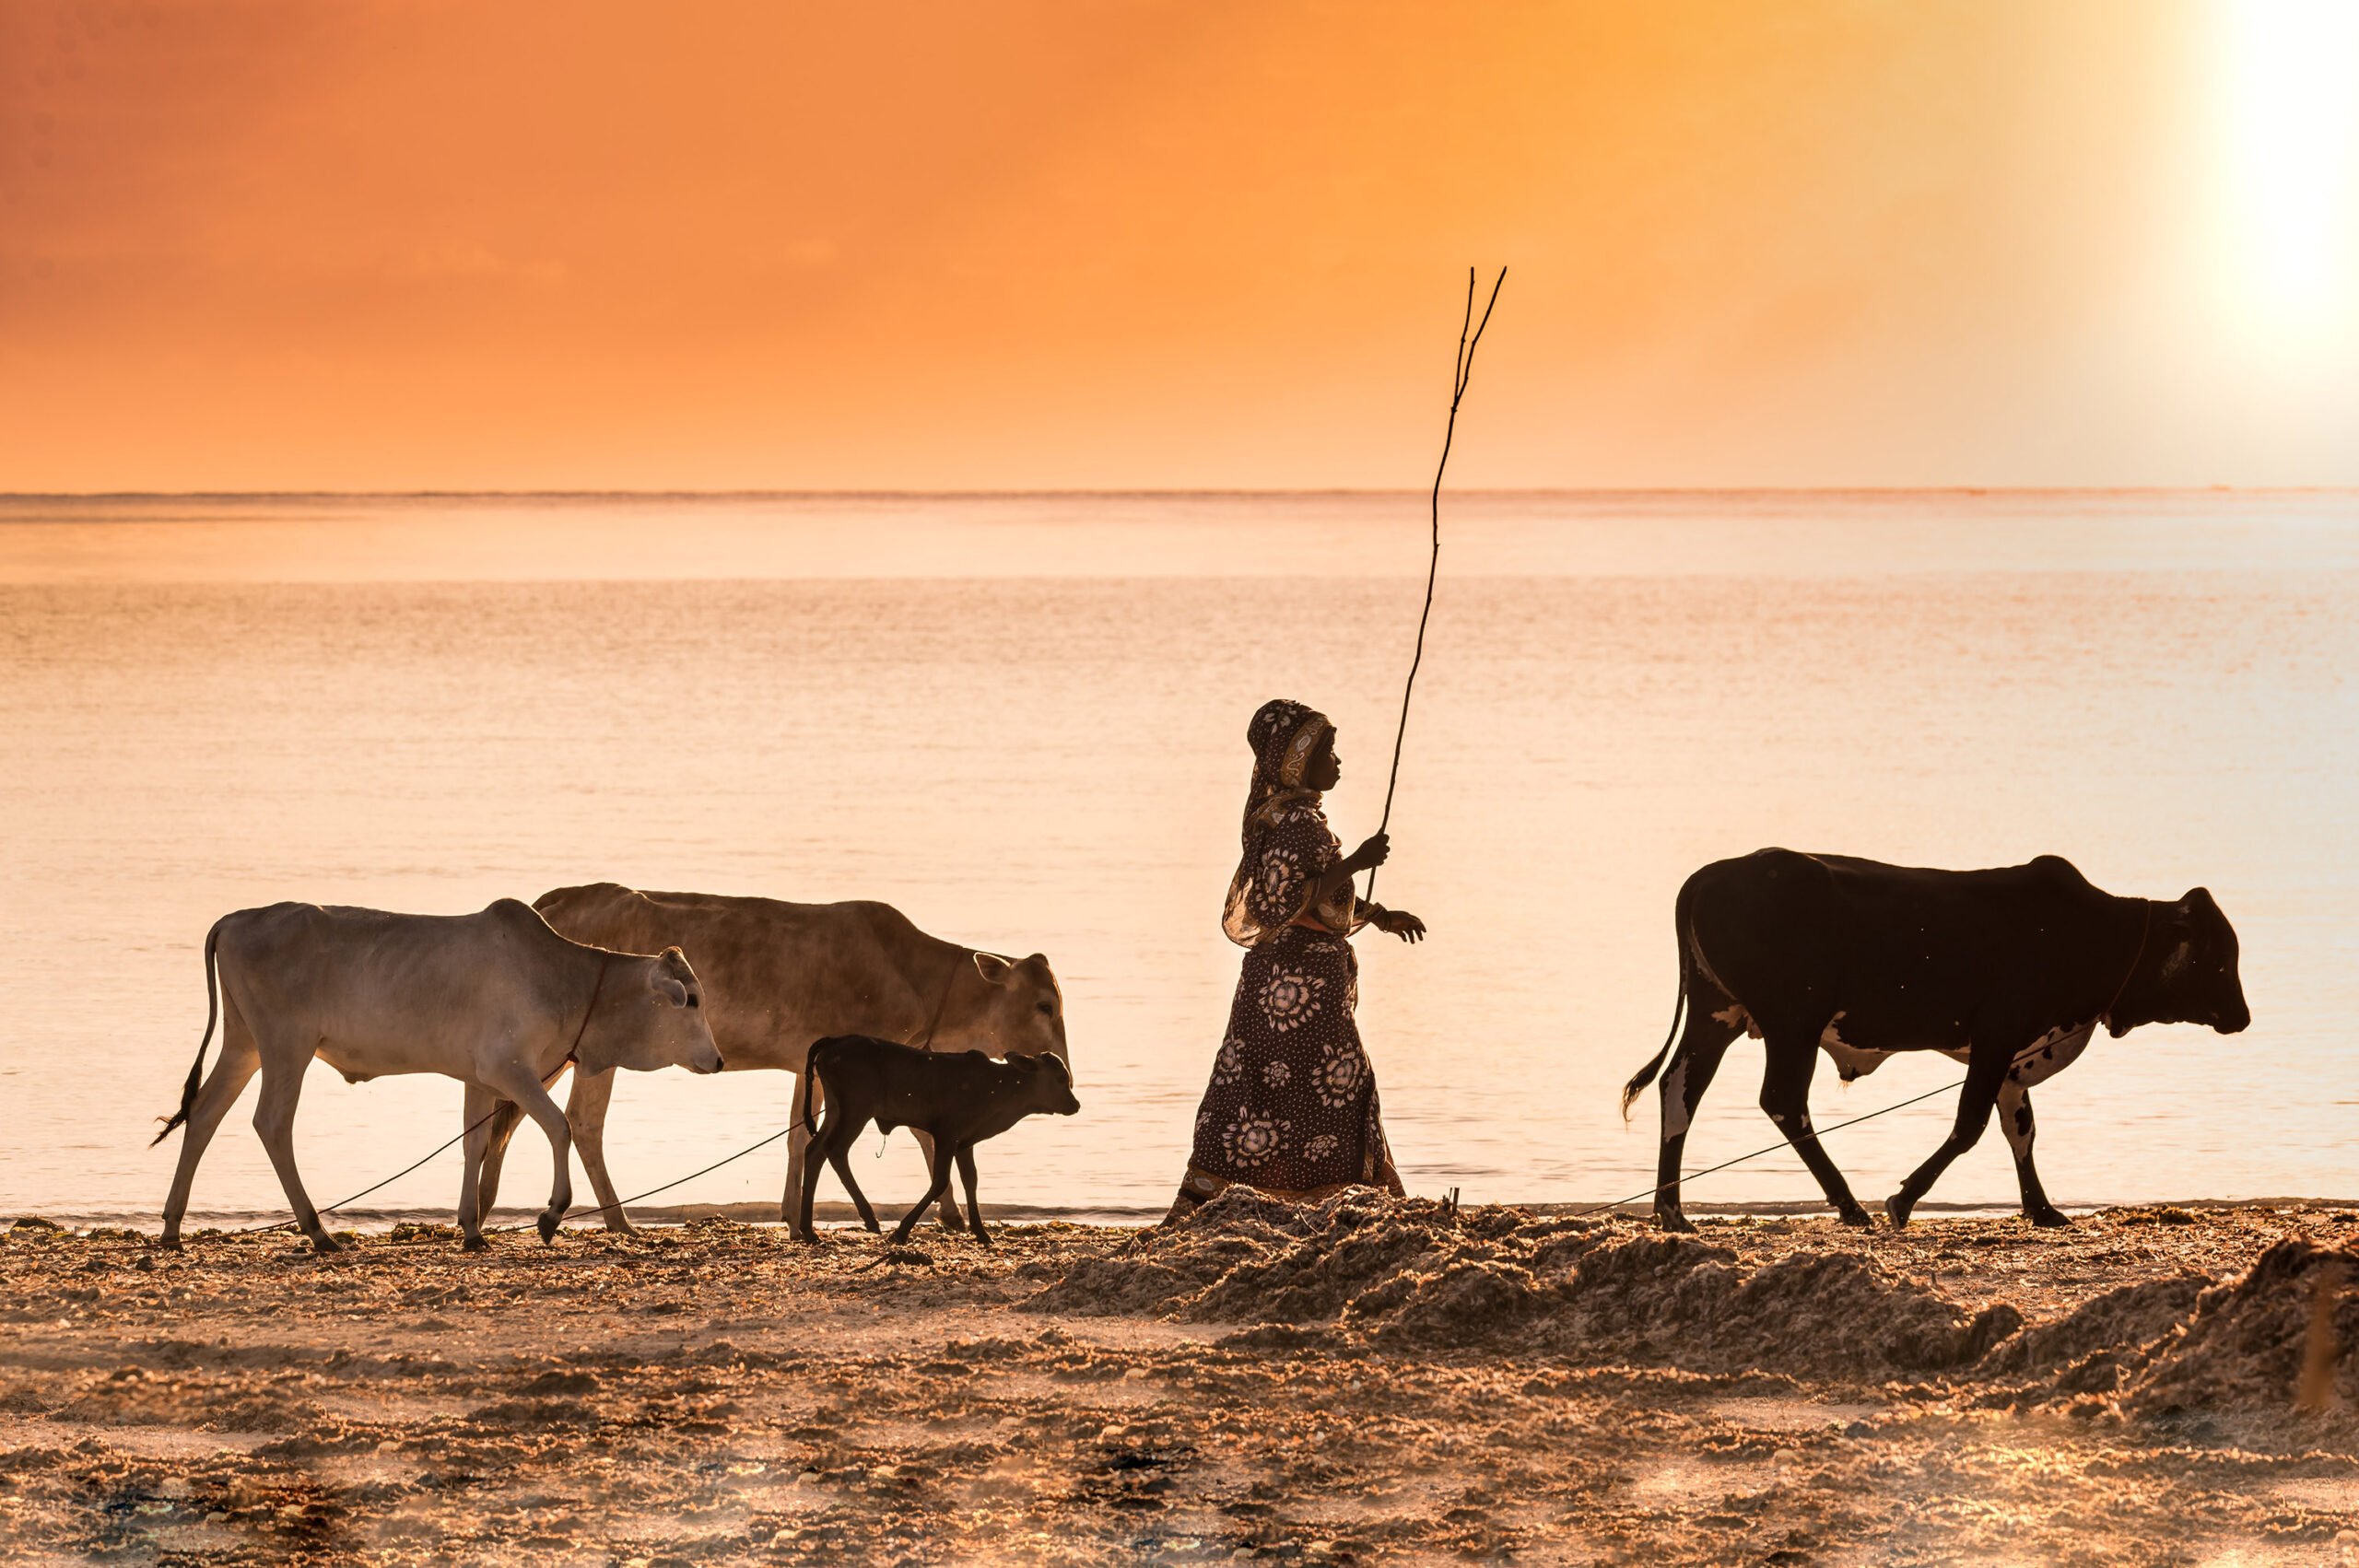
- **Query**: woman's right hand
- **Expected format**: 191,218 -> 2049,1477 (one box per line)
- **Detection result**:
1348,831 -> 1391,872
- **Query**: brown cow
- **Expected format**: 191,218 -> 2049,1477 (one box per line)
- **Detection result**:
473,883 -> 1071,1233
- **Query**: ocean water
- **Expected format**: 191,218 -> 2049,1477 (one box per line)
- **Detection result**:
1,490 -> 2354,1227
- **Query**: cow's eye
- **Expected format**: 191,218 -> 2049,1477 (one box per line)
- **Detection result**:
1036,1001 -> 1054,1016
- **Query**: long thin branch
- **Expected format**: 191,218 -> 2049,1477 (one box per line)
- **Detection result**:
1366,265 -> 1505,907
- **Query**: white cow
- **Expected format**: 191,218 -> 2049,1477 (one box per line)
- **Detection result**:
153,898 -> 722,1253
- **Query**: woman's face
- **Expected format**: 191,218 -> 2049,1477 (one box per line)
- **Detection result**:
1305,730 -> 1343,791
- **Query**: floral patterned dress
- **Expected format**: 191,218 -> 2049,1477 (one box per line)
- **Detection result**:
1179,793 -> 1403,1205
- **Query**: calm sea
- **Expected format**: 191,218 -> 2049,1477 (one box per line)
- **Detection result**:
2,491 -> 2353,1227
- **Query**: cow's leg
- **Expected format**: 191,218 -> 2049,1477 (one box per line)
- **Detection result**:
910,1129 -> 966,1231
780,1071 -> 820,1226
1995,1082 -> 2070,1227
793,1104 -> 836,1243
1886,1051 -> 2010,1228
828,1124 -> 881,1235
890,1141 -> 958,1246
1757,1026 -> 1872,1227
954,1144 -> 990,1246
251,1038 -> 339,1254
799,1109 -> 877,1242
471,1101 -> 527,1223
477,1062 -> 574,1245
565,1066 -> 637,1235
478,1053 -> 578,1221
1651,993 -> 1745,1233
456,1082 -> 502,1250
159,999 -> 263,1249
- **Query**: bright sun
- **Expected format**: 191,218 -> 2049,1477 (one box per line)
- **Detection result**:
2214,0 -> 2359,353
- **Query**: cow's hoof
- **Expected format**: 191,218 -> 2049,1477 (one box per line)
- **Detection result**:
2025,1206 -> 2072,1229
971,1227 -> 994,1248
309,1234 -> 344,1256
158,1236 -> 184,1253
1837,1207 -> 1875,1229
461,1235 -> 491,1253
536,1213 -> 560,1245
605,1220 -> 640,1238
1884,1192 -> 1918,1229
863,1219 -> 882,1235
1654,1210 -> 1695,1234
793,1229 -> 819,1245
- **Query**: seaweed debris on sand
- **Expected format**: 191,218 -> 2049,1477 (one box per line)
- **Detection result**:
3,1203 -> 2358,1565
1031,1186 -> 2025,1377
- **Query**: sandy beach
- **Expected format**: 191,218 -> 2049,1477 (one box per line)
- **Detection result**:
5,1195 -> 2357,1566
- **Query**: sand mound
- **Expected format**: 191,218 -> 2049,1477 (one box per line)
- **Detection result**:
1025,1192 -> 2020,1380
1558,1246 -> 2024,1377
2121,1237 -> 2359,1421
1978,1274 -> 2212,1379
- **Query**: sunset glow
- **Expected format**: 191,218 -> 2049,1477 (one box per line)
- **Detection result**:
2213,0 -> 2359,354
2,2 -> 2356,487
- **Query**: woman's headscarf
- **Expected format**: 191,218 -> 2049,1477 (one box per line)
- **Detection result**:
1222,698 -> 1337,946
1242,697 -> 1332,832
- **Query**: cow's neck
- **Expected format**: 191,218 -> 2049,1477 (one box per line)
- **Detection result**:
569,942 -> 637,1070
2099,896 -> 2158,1035
910,945 -> 971,1051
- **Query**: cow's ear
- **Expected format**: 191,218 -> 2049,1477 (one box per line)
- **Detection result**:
973,952 -> 1015,986
653,973 -> 688,1007
2183,886 -> 2217,914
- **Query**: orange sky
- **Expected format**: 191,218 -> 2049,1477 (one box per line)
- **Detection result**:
3,0 -> 2356,490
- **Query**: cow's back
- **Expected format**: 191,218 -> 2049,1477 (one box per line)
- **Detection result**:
215,898 -> 566,1050
533,883 -> 941,1071
1686,848 -> 2111,1026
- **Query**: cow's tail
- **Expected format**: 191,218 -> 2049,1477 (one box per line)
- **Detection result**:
151,921 -> 223,1147
1620,882 -> 1696,1121
795,1040 -> 826,1135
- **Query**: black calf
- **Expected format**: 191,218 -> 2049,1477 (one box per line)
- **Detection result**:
794,1035 -> 1080,1245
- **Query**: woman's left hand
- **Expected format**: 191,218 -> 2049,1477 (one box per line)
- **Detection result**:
1376,907 -> 1426,943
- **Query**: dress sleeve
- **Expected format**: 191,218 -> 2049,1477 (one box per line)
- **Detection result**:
1243,807 -> 1332,933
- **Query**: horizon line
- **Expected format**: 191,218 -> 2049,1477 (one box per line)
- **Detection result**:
4,484 -> 2353,504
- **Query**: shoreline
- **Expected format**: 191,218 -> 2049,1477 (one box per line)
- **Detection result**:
15,1193 -> 2358,1235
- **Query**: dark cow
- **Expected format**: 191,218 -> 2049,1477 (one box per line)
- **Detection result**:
794,1036 -> 1080,1246
1621,849 -> 2249,1232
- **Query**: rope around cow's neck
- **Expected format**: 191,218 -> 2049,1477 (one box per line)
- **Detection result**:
914,952 -> 965,1051
564,953 -> 611,1068
2099,898 -> 2154,1031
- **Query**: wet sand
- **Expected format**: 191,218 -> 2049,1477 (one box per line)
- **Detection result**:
4,1199 -> 2358,1566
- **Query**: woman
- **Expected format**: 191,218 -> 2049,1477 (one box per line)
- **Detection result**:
1168,698 -> 1426,1218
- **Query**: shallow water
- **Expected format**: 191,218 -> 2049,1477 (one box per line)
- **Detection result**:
1,490 -> 2353,1225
